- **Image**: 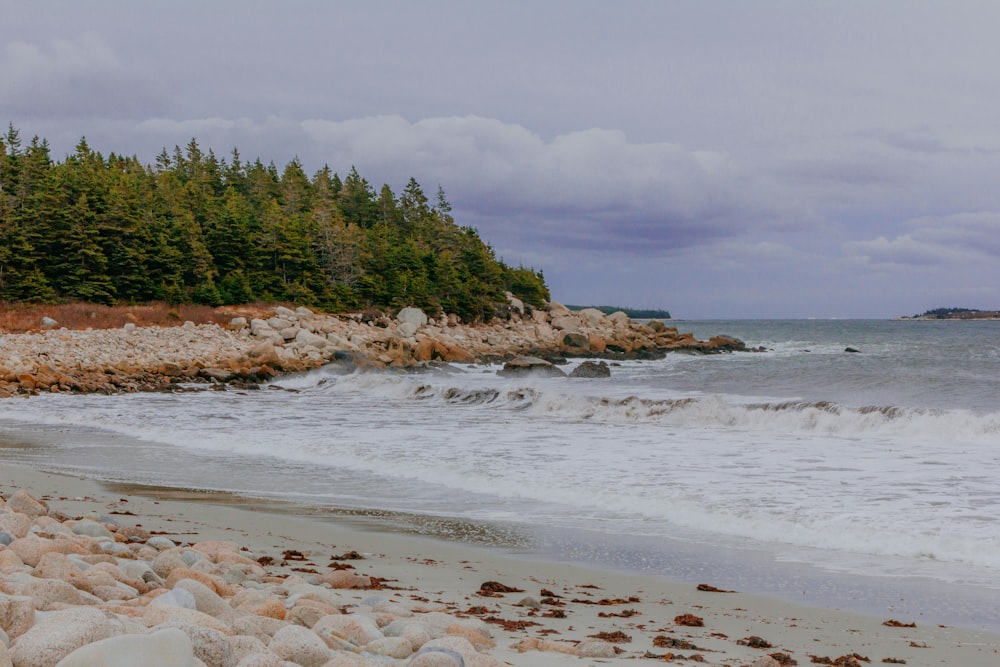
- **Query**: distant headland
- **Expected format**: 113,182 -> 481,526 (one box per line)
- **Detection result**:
566,305 -> 672,319
902,307 -> 1000,320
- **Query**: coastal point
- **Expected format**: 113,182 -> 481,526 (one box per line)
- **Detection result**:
0,301 -> 746,398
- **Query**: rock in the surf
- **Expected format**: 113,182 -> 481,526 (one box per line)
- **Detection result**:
570,360 -> 611,378
498,356 -> 566,378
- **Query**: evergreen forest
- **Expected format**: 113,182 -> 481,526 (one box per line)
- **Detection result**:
0,126 -> 549,322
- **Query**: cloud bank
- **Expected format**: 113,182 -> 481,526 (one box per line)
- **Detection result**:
5,2 -> 1000,317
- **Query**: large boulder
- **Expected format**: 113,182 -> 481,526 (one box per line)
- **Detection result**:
9,607 -> 119,667
8,535 -> 85,568
396,307 -> 427,328
163,623 -> 235,667
608,311 -> 630,327
562,332 -> 590,352
504,292 -> 525,315
443,345 -> 476,364
0,594 -> 35,639
246,341 -> 282,367
413,338 -> 436,362
173,579 -> 231,618
52,627 -> 196,667
267,624 -> 331,666
0,512 -> 32,539
648,319 -> 668,333
546,301 -> 571,316
550,315 -> 578,332
587,333 -> 607,352
266,317 -> 293,330
7,490 -> 48,518
703,335 -> 746,353
498,357 -> 566,378
295,329 -> 328,349
397,321 -> 420,339
577,308 -> 606,326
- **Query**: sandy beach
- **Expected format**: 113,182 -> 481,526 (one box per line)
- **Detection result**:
1,463 -> 997,666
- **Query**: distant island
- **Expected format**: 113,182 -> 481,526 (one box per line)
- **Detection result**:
566,305 -> 671,319
903,307 -> 1000,320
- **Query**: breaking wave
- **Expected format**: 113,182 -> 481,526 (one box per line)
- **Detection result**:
294,369 -> 1000,443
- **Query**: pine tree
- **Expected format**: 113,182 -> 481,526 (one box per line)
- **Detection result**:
399,177 -> 429,226
434,184 -> 454,225
377,184 -> 402,226
339,167 -> 378,228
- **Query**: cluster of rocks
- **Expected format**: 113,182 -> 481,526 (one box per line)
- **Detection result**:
0,298 -> 746,397
0,323 -> 267,398
0,487 -> 593,666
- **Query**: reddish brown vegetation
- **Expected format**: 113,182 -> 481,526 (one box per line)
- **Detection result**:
0,301 -> 283,333
738,636 -> 773,648
810,654 -> 871,666
652,636 -> 703,650
571,596 -> 641,605
882,619 -> 916,628
674,613 -> 705,627
696,583 -> 735,593
483,617 -> 540,631
588,630 -> 631,643
477,581 -> 524,596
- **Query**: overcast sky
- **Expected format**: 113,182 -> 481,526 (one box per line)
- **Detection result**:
3,1 -> 1000,318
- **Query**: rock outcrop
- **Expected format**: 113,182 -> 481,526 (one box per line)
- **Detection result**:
0,302 -> 745,397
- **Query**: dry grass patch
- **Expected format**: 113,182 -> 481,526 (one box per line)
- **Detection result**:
0,301 -> 285,333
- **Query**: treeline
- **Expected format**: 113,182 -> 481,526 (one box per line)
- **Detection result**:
0,126 -> 549,321
913,307 -> 999,320
566,305 -> 672,319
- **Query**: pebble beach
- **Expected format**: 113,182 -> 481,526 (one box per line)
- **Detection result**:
1,466 -> 998,667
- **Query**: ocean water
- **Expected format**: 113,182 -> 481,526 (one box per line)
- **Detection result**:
2,319 -> 999,629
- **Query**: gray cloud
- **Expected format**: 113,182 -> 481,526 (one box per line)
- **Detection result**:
300,115 -> 791,253
0,33 -> 166,119
846,212 -> 1000,267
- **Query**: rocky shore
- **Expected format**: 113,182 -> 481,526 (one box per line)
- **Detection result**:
0,486 -> 576,667
0,299 -> 746,397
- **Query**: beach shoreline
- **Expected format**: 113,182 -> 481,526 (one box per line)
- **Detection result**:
6,421 -> 999,635
2,462 -> 997,666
